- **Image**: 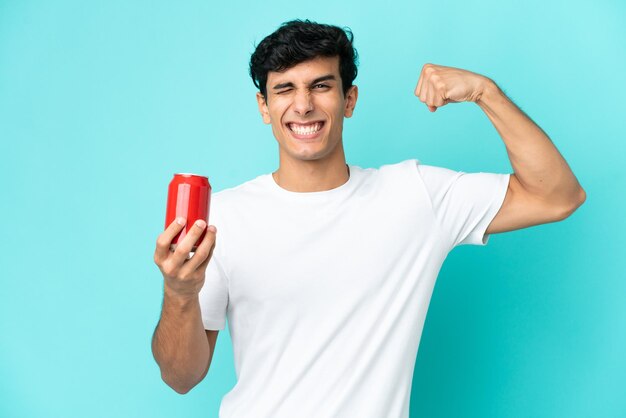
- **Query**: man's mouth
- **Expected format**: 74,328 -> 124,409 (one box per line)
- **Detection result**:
286,121 -> 325,138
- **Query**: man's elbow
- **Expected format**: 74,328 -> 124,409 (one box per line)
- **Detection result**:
555,187 -> 587,220
161,373 -> 199,395
172,385 -> 192,395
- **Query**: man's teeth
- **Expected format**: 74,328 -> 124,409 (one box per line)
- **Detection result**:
289,122 -> 322,135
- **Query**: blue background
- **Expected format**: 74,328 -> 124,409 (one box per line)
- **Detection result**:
1,1 -> 624,417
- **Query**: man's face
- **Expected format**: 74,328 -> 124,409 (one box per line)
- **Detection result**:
256,56 -> 358,164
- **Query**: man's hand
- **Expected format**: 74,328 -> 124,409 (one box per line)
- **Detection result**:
154,218 -> 217,299
414,63 -> 492,112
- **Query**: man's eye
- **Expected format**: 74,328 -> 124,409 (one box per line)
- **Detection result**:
313,84 -> 329,89
277,89 -> 292,95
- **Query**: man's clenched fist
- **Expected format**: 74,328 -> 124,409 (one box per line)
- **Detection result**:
414,63 -> 493,112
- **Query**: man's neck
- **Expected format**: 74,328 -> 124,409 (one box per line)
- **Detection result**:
272,157 -> 350,193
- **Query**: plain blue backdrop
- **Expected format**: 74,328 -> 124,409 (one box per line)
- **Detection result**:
1,1 -> 624,417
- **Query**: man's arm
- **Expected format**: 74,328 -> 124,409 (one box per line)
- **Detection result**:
415,64 -> 586,233
476,82 -> 586,233
152,218 -> 219,394
152,290 -> 218,394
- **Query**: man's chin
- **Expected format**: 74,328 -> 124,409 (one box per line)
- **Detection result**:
283,149 -> 327,162
278,140 -> 340,163
292,153 -> 324,162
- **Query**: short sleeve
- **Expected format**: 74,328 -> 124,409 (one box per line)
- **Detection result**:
415,161 -> 510,247
198,253 -> 229,330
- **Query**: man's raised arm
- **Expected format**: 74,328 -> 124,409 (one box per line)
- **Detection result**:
414,63 -> 586,233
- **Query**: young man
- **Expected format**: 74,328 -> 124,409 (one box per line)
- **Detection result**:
152,20 -> 585,417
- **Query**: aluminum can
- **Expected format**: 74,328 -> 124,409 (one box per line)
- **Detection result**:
165,173 -> 211,252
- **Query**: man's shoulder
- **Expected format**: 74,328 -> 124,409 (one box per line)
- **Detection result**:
378,159 -> 420,172
358,159 -> 421,180
211,173 -> 270,205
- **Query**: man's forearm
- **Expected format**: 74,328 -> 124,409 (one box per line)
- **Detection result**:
152,288 -> 211,394
476,81 -> 586,207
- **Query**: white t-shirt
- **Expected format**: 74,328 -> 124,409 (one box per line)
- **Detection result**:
199,159 -> 510,418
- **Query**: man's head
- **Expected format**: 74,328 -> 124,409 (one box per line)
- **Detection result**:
250,19 -> 359,100
249,20 -> 359,165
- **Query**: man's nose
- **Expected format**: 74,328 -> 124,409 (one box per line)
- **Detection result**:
293,90 -> 314,115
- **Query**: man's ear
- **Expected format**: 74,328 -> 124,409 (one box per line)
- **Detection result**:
343,85 -> 358,118
256,92 -> 271,124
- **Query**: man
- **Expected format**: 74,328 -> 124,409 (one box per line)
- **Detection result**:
152,19 -> 585,417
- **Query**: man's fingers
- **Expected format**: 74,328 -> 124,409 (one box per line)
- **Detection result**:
170,219 -> 208,265
415,73 -> 424,97
179,226 -> 217,275
154,217 -> 187,264
425,90 -> 436,111
196,242 -> 216,272
422,81 -> 434,105
416,63 -> 434,98
417,83 -> 427,103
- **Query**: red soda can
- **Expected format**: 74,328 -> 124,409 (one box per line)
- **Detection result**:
165,173 -> 211,252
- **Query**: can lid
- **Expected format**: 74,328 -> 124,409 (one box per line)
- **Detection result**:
174,173 -> 209,180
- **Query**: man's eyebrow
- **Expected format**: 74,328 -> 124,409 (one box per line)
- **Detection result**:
272,74 -> 337,90
310,74 -> 336,84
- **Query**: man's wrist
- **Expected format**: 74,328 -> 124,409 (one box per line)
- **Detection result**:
476,78 -> 503,107
163,284 -> 199,309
